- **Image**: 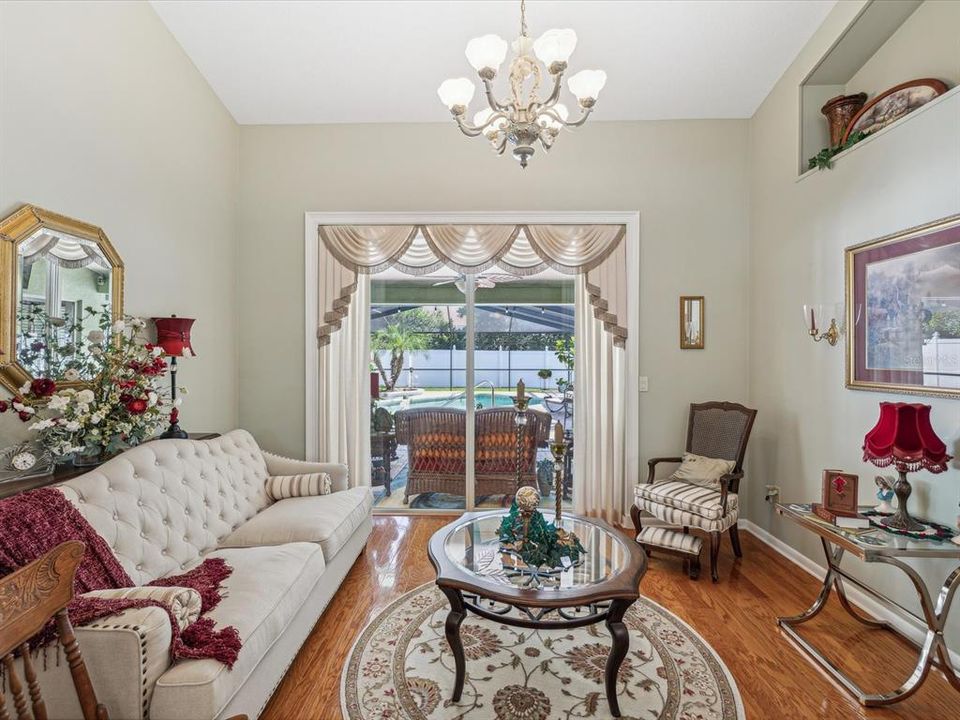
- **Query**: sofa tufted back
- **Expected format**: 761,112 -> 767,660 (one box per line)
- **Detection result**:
57,430 -> 271,585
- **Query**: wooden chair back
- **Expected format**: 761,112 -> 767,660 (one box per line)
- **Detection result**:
0,541 -> 107,720
686,401 -> 757,473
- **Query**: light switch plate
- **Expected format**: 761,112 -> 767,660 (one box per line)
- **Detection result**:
638,376 -> 649,392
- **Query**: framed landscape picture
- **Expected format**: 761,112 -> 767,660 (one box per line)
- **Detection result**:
846,214 -> 960,398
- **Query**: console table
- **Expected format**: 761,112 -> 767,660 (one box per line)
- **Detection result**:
776,502 -> 960,706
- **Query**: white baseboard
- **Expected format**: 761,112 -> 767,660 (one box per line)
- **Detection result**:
739,519 -> 960,669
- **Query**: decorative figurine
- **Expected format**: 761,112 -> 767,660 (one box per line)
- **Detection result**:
874,475 -> 896,515
515,485 -> 541,516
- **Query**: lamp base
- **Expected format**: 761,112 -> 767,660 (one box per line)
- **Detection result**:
880,471 -> 926,533
160,422 -> 188,440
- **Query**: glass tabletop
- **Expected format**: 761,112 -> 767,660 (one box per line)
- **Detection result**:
443,511 -> 628,591
778,503 -> 960,559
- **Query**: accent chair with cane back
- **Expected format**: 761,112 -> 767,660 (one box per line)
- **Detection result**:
631,401 -> 757,582
395,407 -> 551,504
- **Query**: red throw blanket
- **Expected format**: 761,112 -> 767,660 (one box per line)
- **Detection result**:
0,488 -> 241,667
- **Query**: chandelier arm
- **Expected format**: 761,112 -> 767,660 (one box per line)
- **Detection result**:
455,111 -> 510,138
531,71 -> 565,114
558,105 -> 595,128
495,136 -> 508,155
481,76 -> 512,113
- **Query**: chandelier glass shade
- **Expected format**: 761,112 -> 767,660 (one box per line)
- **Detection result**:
437,0 -> 607,168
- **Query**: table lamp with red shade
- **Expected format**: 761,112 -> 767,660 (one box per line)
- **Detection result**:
862,402 -> 952,532
152,315 -> 195,439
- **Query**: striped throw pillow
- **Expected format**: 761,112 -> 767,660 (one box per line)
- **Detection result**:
266,473 -> 331,500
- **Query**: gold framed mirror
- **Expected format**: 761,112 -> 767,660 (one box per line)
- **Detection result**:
0,205 -> 123,393
680,295 -> 704,349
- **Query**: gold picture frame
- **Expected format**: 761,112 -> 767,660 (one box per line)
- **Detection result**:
680,296 -> 704,349
845,213 -> 960,398
0,205 -> 124,393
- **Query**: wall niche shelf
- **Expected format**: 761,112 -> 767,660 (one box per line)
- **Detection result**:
798,0 -> 928,176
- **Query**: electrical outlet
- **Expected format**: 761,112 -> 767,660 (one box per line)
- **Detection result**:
638,376 -> 649,392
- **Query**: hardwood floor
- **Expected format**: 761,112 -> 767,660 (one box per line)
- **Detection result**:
261,515 -> 958,719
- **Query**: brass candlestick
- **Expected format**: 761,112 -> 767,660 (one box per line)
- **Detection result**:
513,380 -> 530,490
550,435 -> 567,522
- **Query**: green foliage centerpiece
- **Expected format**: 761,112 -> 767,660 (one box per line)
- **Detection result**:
498,486 -> 584,586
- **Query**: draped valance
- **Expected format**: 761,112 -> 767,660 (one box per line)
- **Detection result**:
20,233 -> 110,271
316,223 -> 627,346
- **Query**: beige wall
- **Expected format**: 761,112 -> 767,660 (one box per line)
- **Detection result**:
0,1 -> 240,442
749,0 -> 960,645
238,121 -> 751,463
846,0 -> 960,95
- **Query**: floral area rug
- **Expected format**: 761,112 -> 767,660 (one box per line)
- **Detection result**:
341,583 -> 744,720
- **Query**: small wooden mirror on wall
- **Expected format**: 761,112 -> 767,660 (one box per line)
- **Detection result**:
680,296 -> 704,349
0,205 -> 124,393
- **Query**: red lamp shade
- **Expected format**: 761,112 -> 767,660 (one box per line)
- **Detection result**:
153,316 -> 196,358
862,402 -> 951,473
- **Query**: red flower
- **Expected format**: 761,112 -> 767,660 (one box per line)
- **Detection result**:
117,379 -> 137,389
125,398 -> 148,415
0,400 -> 7,413
18,410 -> 32,422
30,378 -> 57,397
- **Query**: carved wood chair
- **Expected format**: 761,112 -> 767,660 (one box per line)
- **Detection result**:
631,401 -> 757,582
0,541 -> 107,720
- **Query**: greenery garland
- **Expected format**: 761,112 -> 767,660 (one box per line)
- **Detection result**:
807,130 -> 871,171
497,501 -> 584,569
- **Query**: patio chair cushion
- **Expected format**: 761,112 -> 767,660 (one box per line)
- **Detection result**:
634,480 -> 738,521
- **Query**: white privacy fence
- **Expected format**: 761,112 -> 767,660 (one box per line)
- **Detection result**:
374,348 -> 573,390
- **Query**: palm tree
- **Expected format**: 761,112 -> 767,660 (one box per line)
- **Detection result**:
371,323 -> 429,390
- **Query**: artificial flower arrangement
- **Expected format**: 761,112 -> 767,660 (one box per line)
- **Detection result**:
1,307 -> 178,464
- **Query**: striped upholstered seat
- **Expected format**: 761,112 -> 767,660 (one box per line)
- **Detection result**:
635,480 -> 738,521
634,485 -> 739,533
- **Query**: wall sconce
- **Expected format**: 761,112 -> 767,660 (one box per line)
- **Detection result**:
803,304 -> 839,346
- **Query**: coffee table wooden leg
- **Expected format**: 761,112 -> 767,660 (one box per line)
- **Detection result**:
440,587 -> 467,702
604,598 -> 632,717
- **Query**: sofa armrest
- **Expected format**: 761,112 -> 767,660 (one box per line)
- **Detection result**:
261,451 -> 349,493
83,586 -> 202,631
19,605 -> 174,720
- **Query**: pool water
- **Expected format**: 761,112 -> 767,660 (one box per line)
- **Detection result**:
380,393 -> 543,411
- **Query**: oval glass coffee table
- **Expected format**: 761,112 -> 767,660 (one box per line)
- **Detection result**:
428,510 -> 647,717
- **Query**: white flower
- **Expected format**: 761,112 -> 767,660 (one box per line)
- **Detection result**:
63,369 -> 81,382
19,381 -> 31,395
89,413 -> 101,425
151,346 -> 163,357
28,419 -> 55,431
65,420 -> 81,432
87,329 -> 105,344
130,318 -> 146,329
47,394 -> 70,410
111,320 -> 126,333
173,397 -> 183,407
148,391 -> 158,406
12,402 -> 34,415
76,389 -> 95,404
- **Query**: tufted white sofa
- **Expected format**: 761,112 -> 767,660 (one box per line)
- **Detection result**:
25,430 -> 372,720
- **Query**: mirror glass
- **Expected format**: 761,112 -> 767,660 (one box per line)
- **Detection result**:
15,229 -> 113,378
680,296 -> 704,349
0,205 -> 123,392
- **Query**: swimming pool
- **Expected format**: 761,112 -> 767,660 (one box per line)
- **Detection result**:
379,392 -> 543,411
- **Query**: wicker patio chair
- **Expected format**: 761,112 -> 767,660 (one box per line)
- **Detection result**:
631,401 -> 757,582
395,406 -> 550,504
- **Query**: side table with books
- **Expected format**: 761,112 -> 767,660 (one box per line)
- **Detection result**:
775,502 -> 960,706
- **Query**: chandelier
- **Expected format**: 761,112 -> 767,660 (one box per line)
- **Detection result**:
437,0 -> 607,168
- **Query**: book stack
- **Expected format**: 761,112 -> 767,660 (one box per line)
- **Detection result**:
811,503 -> 870,529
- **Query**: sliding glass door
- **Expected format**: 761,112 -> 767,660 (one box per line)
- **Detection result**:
369,268 -> 574,513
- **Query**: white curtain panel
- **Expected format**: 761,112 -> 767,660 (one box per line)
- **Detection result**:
317,271 -> 371,487
573,274 -> 626,523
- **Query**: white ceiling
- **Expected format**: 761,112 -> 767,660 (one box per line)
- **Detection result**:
150,0 -> 836,125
